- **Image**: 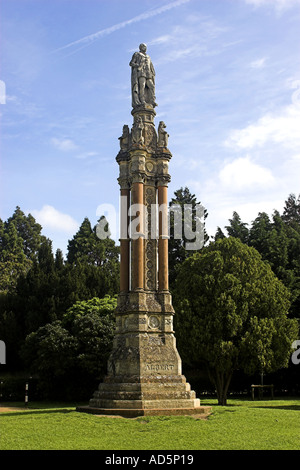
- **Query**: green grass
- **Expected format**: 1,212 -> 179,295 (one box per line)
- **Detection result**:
1,398 -> 300,450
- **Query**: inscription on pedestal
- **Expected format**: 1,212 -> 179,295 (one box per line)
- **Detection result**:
145,363 -> 175,372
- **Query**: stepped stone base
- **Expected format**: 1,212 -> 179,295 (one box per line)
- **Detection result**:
76,406 -> 211,418
77,375 -> 211,418
77,291 -> 212,418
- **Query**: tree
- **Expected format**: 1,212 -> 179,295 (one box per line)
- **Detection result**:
21,321 -> 79,399
282,193 -> 300,227
62,295 -> 117,329
173,237 -> 298,405
214,227 -> 226,241
168,187 -> 208,287
0,207 -> 48,293
249,210 -> 300,318
67,217 -> 95,265
0,220 -> 31,292
66,216 -> 119,294
67,216 -> 119,267
225,211 -> 249,243
62,296 -> 116,377
15,239 -> 57,334
22,296 -> 116,399
5,206 -> 47,260
248,212 -> 272,255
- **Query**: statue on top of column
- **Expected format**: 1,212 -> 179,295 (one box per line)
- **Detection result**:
130,43 -> 157,109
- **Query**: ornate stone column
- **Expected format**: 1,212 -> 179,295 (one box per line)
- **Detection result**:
119,185 -> 130,292
157,181 -> 169,291
131,176 -> 144,290
77,44 -> 210,418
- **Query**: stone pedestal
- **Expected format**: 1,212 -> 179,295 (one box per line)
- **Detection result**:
78,291 -> 208,417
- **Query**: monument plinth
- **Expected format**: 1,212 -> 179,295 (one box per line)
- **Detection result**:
77,44 -> 210,417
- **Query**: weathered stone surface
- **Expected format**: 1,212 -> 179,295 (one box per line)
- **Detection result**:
78,289 -> 209,416
77,46 -> 211,418
77,405 -> 212,418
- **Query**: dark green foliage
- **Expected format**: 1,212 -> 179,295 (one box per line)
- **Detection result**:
5,206 -> 48,261
173,237 -> 298,405
0,207 -> 49,293
0,209 -> 119,372
225,211 -> 249,244
21,296 -> 116,399
168,187 -> 208,288
67,216 -> 120,268
282,193 -> 300,227
216,194 -> 300,318
1,193 -> 299,400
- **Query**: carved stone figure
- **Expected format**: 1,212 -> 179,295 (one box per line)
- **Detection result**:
158,121 -> 169,148
129,43 -> 157,108
119,125 -> 130,151
132,116 -> 144,144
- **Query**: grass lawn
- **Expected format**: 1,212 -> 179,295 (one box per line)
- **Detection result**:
1,398 -> 300,450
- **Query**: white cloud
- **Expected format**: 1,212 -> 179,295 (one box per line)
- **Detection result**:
224,101 -> 300,150
51,137 -> 78,152
219,156 -> 275,191
219,199 -> 284,230
250,57 -> 266,68
244,0 -> 300,11
75,151 -> 98,159
148,35 -> 173,47
30,205 -> 79,233
153,17 -> 229,66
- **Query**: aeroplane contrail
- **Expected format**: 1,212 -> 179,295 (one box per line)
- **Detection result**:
53,0 -> 191,54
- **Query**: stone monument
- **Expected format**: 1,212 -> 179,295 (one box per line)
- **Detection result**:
77,44 -> 210,417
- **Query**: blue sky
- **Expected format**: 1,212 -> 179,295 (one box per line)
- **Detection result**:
1,0 -> 300,255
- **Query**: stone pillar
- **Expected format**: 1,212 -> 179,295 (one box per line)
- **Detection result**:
119,187 -> 130,292
77,44 -> 210,418
158,182 -> 168,291
131,180 -> 144,290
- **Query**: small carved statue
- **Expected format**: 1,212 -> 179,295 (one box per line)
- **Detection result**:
157,121 -> 169,148
129,43 -> 157,108
132,116 -> 144,145
119,125 -> 130,151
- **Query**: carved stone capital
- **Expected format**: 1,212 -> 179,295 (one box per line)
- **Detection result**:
155,148 -> 172,160
131,104 -> 156,120
131,172 -> 145,184
157,175 -> 171,187
116,150 -> 129,163
117,177 -> 130,189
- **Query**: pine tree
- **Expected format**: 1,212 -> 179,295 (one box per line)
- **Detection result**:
16,239 -> 57,333
6,206 -> 47,260
168,187 -> 208,287
225,211 -> 249,244
54,249 -> 64,270
67,217 -> 94,265
0,207 -> 49,292
0,220 -> 31,292
214,227 -> 226,241
249,208 -> 300,318
282,193 -> 300,228
249,212 -> 272,256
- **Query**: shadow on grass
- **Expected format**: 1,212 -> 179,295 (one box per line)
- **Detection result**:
0,407 -> 76,417
253,404 -> 300,411
200,401 -> 241,407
